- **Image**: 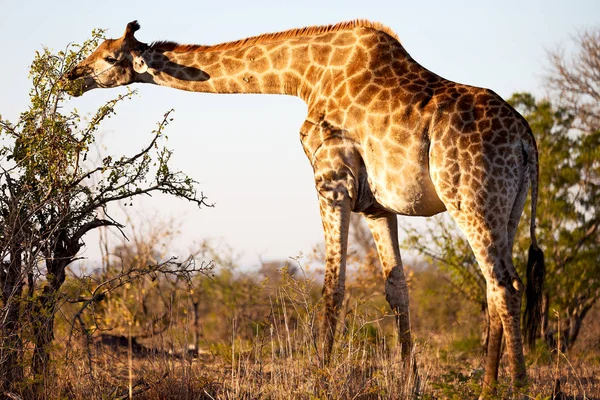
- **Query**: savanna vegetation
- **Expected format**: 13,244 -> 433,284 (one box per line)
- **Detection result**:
0,26 -> 599,400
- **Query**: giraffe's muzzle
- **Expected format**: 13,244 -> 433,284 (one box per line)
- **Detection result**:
62,66 -> 96,96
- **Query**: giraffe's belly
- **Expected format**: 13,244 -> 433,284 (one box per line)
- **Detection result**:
362,165 -> 447,217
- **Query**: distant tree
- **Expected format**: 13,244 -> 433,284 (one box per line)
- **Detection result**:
533,26 -> 600,350
508,92 -> 596,351
61,216 -> 214,376
0,31 -> 209,395
77,217 -> 191,340
343,214 -> 384,305
402,216 -> 488,345
259,259 -> 299,286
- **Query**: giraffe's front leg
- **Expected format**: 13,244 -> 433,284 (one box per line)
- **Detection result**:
300,118 -> 358,363
317,193 -> 351,364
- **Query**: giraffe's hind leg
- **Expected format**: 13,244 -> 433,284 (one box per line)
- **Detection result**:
481,289 -> 503,397
507,164 -> 530,252
363,210 -> 420,393
447,207 -> 527,397
362,210 -> 411,358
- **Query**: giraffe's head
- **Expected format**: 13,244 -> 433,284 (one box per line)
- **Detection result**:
65,21 -> 150,96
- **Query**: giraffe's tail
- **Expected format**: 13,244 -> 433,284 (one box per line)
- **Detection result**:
523,129 -> 545,349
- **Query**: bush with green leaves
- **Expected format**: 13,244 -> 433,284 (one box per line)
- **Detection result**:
0,30 -> 208,394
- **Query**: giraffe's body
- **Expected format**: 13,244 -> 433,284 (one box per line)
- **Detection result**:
66,21 -> 545,398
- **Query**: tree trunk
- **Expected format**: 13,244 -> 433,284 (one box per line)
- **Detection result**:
481,301 -> 490,352
0,256 -> 25,392
565,302 -> 594,348
192,297 -> 203,352
541,293 -> 550,342
0,295 -> 24,392
31,292 -> 57,379
30,253 -> 72,396
543,298 -> 595,353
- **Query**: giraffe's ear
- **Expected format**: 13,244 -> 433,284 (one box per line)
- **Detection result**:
124,20 -> 141,40
132,51 -> 148,73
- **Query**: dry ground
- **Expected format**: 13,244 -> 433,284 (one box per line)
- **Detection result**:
35,314 -> 600,399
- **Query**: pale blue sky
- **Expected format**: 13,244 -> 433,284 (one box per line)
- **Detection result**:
1,1 -> 599,267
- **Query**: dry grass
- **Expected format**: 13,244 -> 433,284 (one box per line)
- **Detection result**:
45,335 -> 600,400
11,266 -> 599,399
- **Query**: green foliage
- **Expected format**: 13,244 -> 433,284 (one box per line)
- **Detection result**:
403,216 -> 485,307
509,92 -> 600,350
0,30 -> 208,392
0,33 -> 205,268
428,367 -> 480,400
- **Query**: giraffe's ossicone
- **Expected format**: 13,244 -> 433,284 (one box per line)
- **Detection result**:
66,20 -> 545,398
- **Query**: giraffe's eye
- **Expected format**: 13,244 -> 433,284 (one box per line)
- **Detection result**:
104,56 -> 118,65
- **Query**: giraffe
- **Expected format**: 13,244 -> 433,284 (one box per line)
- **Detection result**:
65,20 -> 546,397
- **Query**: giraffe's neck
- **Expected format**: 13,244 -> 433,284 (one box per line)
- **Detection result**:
137,29 -> 367,103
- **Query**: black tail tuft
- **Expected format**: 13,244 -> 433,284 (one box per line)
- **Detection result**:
523,244 -> 545,348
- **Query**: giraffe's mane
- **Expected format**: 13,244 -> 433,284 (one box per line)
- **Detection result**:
149,20 -> 399,53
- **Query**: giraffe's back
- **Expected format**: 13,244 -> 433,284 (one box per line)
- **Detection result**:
427,86 -> 532,217
302,26 -> 532,217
